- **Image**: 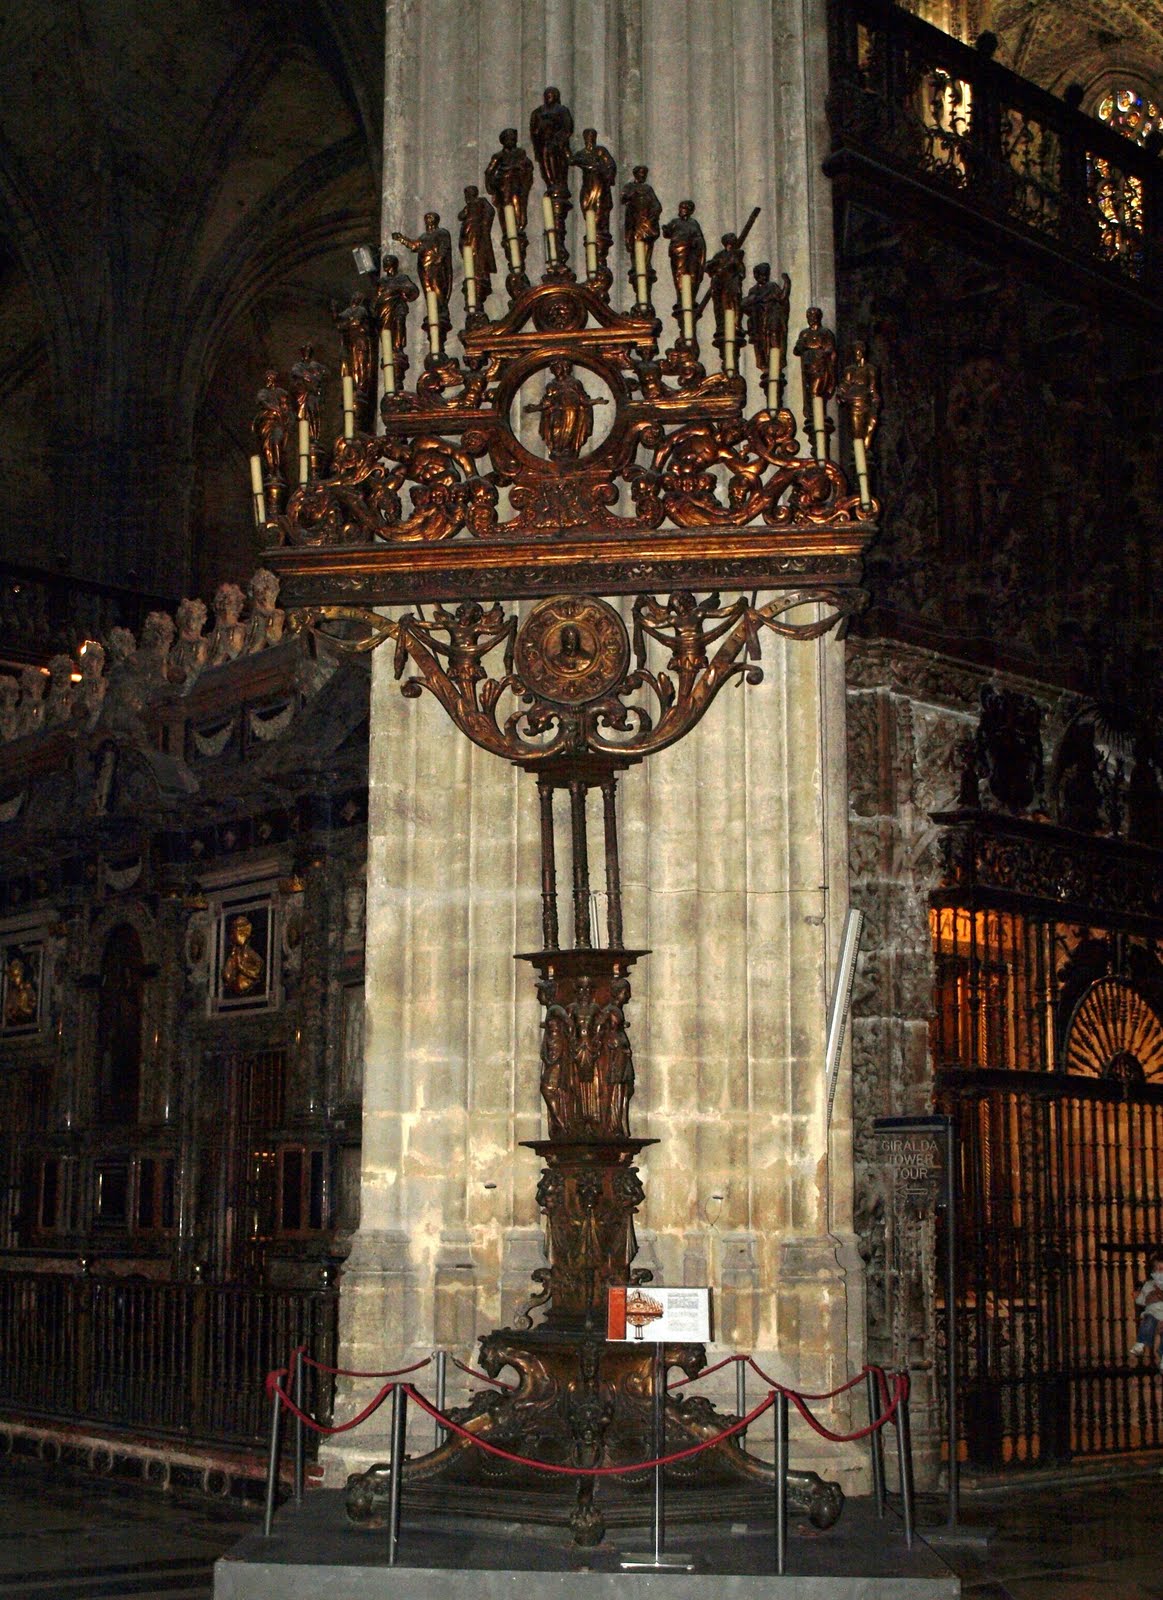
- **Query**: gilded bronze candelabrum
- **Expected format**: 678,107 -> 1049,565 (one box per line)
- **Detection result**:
252,87 -> 879,1546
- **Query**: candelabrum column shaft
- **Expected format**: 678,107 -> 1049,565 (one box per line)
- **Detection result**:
569,780 -> 592,949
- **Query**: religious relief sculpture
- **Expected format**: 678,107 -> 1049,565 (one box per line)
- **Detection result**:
221,913 -> 265,996
522,360 -> 608,461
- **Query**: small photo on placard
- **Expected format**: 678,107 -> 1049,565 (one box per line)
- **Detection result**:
607,1285 -> 712,1342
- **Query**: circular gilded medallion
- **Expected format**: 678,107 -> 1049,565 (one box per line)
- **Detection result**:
515,596 -> 630,706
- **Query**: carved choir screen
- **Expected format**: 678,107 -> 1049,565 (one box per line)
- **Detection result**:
250,88 -> 878,1543
930,861 -> 1163,1469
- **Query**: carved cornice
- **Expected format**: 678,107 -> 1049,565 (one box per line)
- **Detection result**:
934,809 -> 1163,928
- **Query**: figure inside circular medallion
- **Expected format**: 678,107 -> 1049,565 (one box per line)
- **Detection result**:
515,596 -> 630,706
511,361 -> 615,463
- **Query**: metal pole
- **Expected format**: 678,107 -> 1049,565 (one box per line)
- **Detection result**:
651,1343 -> 666,1563
386,1384 -> 407,1567
866,1368 -> 886,1518
895,1380 -> 915,1551
434,1349 -> 447,1448
943,1115 -> 960,1528
774,1390 -> 789,1575
736,1359 -> 747,1447
293,1348 -> 305,1502
262,1380 -> 283,1537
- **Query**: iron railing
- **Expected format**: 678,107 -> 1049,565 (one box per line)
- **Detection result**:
827,0 -> 1162,302
0,1271 -> 337,1448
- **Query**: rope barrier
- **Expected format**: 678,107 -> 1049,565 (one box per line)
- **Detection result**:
290,1345 -> 434,1380
668,1351 -> 745,1388
404,1384 -> 776,1476
264,1353 -> 908,1452
450,1356 -> 519,1390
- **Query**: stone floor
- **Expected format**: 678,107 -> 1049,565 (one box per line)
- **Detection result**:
2,1454 -> 1163,1599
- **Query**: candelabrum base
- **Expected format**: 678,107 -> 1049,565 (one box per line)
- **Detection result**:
345,1326 -> 844,1547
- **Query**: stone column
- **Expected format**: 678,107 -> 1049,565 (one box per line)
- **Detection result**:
324,0 -> 864,1486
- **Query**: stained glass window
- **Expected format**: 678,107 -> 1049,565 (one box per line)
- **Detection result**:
1096,85 -> 1161,146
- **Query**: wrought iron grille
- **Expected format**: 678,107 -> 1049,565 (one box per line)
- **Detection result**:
932,903 -> 1163,1466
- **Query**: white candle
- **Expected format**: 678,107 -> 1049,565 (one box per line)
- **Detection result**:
723,307 -> 737,373
680,273 -> 694,341
633,237 -> 648,306
812,394 -> 827,458
503,202 -> 522,270
249,453 -> 263,495
298,419 -> 310,485
542,194 -> 558,265
853,436 -> 871,506
584,209 -> 598,277
767,345 -> 781,409
462,244 -> 478,310
342,369 -> 355,439
380,327 -> 396,394
425,288 -> 441,352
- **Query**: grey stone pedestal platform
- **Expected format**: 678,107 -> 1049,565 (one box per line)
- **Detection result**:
214,1490 -> 959,1598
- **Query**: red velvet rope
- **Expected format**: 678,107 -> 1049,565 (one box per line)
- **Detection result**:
403,1383 -> 776,1476
266,1370 -> 399,1435
743,1362 -> 908,1443
450,1356 -> 519,1391
289,1345 -> 434,1380
668,1352 -> 745,1388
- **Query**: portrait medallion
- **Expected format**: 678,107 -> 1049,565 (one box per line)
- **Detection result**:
515,596 -> 630,705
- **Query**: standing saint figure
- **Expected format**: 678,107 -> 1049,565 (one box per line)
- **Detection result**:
289,345 -> 328,444
222,915 -> 265,996
457,184 -> 497,305
373,255 -> 420,363
522,360 -> 608,462
392,213 -> 453,338
705,231 -> 746,347
332,292 -> 375,421
621,165 -> 661,304
253,370 -> 292,484
836,340 -> 881,447
662,199 -> 706,306
570,128 -> 616,270
793,306 -> 839,402
484,128 -> 535,236
530,86 -> 574,188
741,264 -> 791,378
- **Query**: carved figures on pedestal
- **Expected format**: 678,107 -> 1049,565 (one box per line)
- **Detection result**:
663,200 -> 706,323
793,306 -> 838,453
289,345 -> 328,447
523,360 -> 608,461
484,128 -> 535,237
207,582 -> 246,668
392,213 -> 453,341
741,264 -> 791,393
243,568 -> 284,654
621,165 -> 661,308
169,597 -> 208,686
530,86 -> 574,188
458,185 -> 497,306
837,340 -> 881,448
571,129 -> 616,281
373,255 -> 420,375
537,970 -> 636,1142
254,370 -> 292,486
333,293 -> 375,425
706,232 -> 746,360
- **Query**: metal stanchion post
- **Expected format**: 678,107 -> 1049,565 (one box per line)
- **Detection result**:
736,1359 -> 747,1446
386,1384 -> 407,1567
774,1390 -> 789,1576
434,1349 -> 447,1449
895,1379 -> 915,1551
866,1368 -> 886,1518
262,1380 -> 283,1537
293,1348 -> 305,1502
652,1342 -> 665,1563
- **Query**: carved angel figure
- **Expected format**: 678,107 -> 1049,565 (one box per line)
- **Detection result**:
631,590 -> 747,679
395,600 -> 516,697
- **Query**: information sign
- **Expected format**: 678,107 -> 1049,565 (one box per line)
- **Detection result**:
606,1286 -> 712,1342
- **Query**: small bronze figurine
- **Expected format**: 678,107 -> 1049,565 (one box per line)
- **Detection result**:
484,128 -> 534,236
836,339 -> 880,448
530,86 -> 574,188
372,254 -> 420,394
662,200 -> 706,325
289,344 -> 328,445
392,213 -> 453,342
570,128 -> 616,282
458,184 -> 497,307
253,370 -> 292,486
522,359 -> 608,461
705,232 -> 746,363
793,305 -> 838,456
620,164 -> 661,310
741,263 -> 791,400
4,955 -> 38,1026
332,293 -> 375,425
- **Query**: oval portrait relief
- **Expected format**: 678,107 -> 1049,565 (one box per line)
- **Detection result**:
515,596 -> 630,706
